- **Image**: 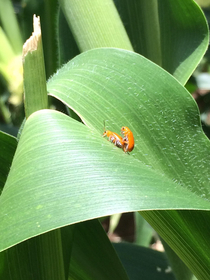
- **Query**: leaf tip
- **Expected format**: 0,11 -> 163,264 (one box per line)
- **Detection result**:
22,15 -> 41,59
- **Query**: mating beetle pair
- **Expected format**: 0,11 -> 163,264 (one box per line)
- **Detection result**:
103,124 -> 134,153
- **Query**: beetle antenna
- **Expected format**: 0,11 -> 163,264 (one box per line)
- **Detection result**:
103,120 -> 106,131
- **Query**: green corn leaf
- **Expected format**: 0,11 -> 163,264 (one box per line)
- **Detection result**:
1,48 -> 210,279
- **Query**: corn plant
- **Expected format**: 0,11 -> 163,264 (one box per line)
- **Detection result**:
0,1 -> 210,279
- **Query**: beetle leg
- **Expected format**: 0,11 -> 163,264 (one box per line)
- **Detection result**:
123,140 -> 129,152
115,140 -> 123,149
109,135 -> 115,142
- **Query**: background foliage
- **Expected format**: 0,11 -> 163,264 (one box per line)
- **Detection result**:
0,1 -> 210,280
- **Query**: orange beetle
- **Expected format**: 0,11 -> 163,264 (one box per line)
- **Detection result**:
121,126 -> 134,152
103,122 -> 124,149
